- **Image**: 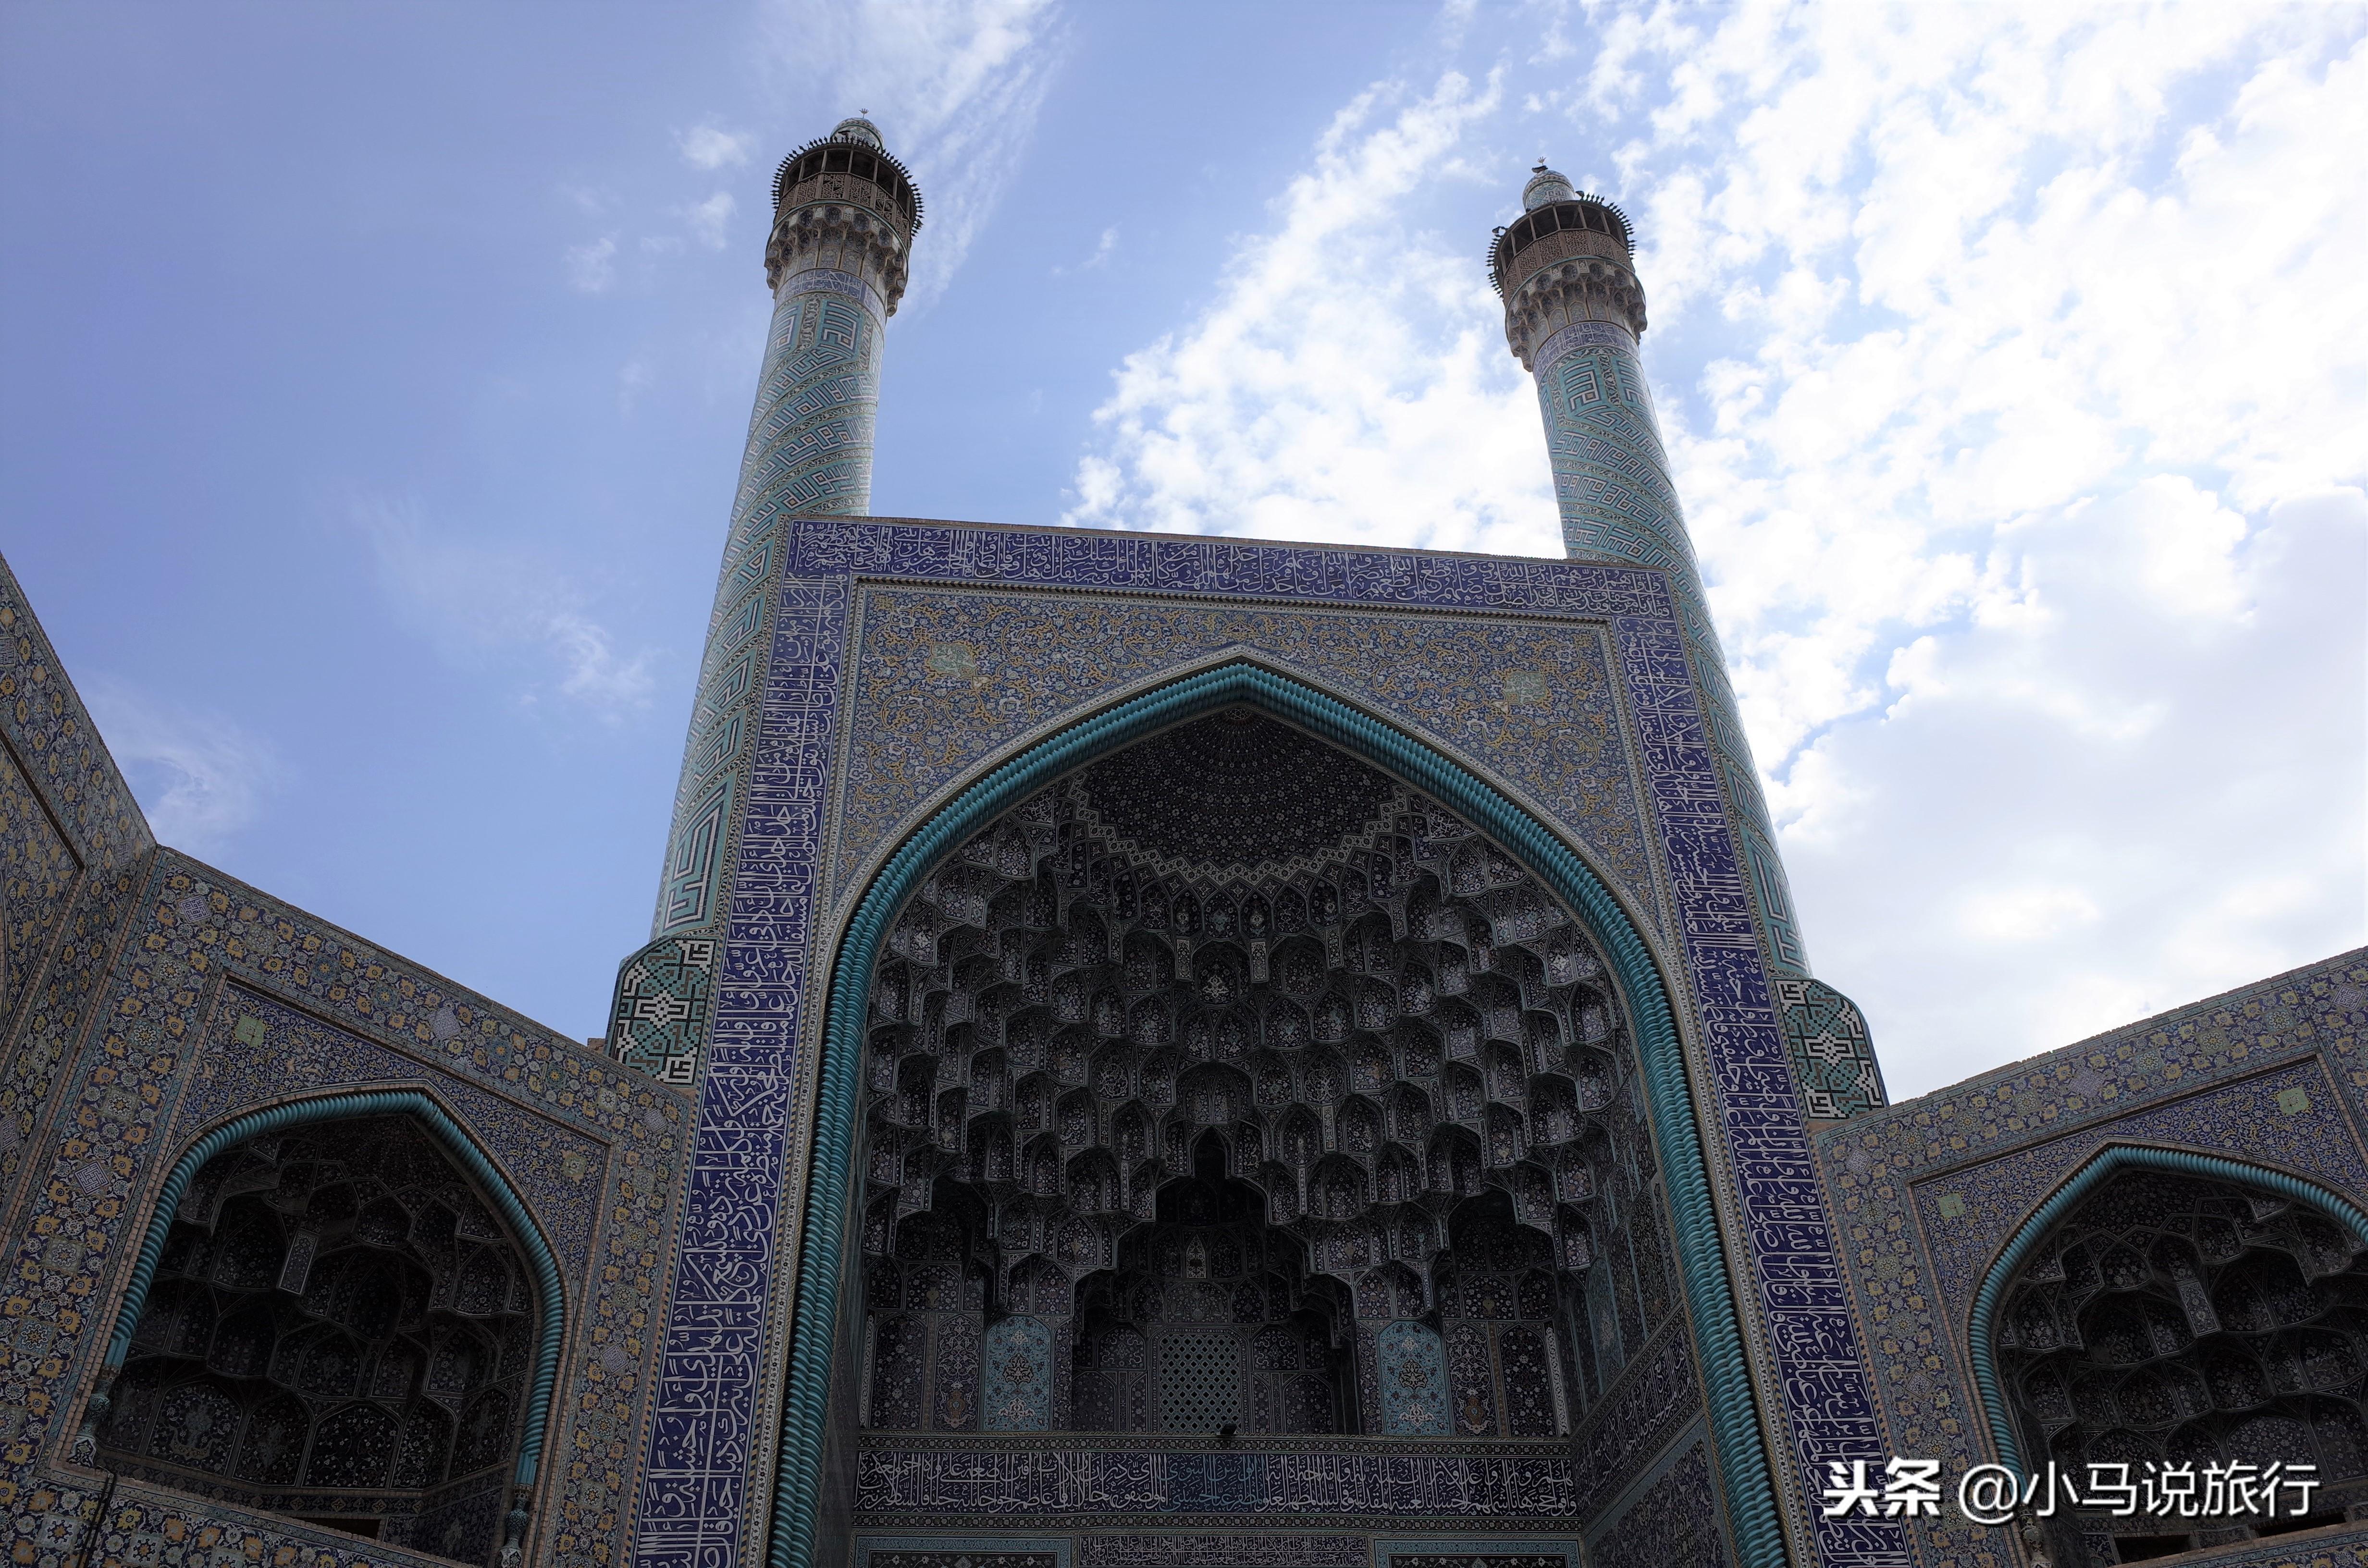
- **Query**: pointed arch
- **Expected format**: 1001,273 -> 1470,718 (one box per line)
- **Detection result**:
1968,1141 -> 2368,1473
767,658 -> 1783,1568
92,1086 -> 567,1552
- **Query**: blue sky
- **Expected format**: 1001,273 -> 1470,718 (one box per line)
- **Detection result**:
4,1 -> 2361,1097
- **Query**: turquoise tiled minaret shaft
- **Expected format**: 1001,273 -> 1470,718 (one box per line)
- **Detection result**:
608,118 -> 923,1082
1492,165 -> 1809,975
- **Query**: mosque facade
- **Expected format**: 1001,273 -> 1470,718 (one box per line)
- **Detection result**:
2,116 -> 2364,1568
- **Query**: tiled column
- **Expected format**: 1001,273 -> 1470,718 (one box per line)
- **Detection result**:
610,118 -> 922,1084
1494,168 -> 1809,974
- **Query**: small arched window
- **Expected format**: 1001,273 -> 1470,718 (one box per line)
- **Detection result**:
100,1116 -> 538,1563
1995,1165 -> 2368,1553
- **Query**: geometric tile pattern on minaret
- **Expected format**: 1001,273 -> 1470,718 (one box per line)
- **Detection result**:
610,118 -> 923,1082
1492,164 -> 1811,977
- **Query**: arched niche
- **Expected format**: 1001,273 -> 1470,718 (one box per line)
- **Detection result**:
772,661 -> 1779,1568
87,1092 -> 563,1565
1433,1190 -> 1578,1438
842,708 -> 1677,1445
1976,1146 -> 2368,1554
1069,1133 -> 1351,1435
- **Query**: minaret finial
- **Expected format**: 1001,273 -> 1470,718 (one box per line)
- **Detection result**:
765,116 -> 922,308
1489,169 -> 1639,356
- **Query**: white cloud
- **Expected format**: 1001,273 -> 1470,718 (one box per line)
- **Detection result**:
1054,226 -> 1118,275
357,500 -> 658,722
619,357 -> 652,415
559,182 -> 616,215
757,0 -> 1069,306
683,190 -> 735,251
1064,2 -> 2367,1097
80,679 -> 279,857
1959,884 -> 2103,945
1062,70 -> 1557,555
677,121 -> 756,170
1584,4 -> 2367,1092
566,234 -> 618,294
1783,489 -> 2364,1093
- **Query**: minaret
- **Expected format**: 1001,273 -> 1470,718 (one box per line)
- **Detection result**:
607,118 -> 922,1083
743,114 -> 921,519
1492,165 -> 1809,976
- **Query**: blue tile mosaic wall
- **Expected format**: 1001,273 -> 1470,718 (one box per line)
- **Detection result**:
1375,1320 -> 1451,1437
1818,948 -> 2368,1566
2118,1537 -> 2368,1567
980,1317 -> 1053,1433
0,560 -> 150,877
853,1524 -> 1580,1567
627,515 -> 1910,1568
0,729 -> 75,1036
1565,1316 -> 1702,1522
609,935 -> 718,1086
1373,1537 -> 1580,1568
826,587 -> 1661,932
856,1536 -> 1068,1568
1608,559 -> 1906,1565
0,588 -> 693,1568
1587,1430 -> 1732,1568
0,557 -> 153,1216
1777,978 -> 1886,1120
1080,1536 -> 1366,1568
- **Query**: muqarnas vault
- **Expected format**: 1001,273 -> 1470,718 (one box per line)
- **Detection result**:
4,114 -> 2366,1568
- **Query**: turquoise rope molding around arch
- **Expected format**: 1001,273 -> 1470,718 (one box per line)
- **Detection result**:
86,1087 -> 570,1558
1967,1142 -> 2368,1475
763,660 -> 1788,1568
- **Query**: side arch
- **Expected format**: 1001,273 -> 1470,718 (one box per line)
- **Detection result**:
1968,1141 -> 2368,1473
87,1086 -> 569,1555
767,658 -> 1782,1568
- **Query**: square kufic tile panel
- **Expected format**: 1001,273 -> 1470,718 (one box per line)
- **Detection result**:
631,517 -> 1902,1568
